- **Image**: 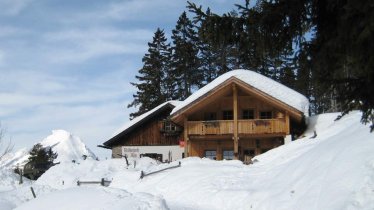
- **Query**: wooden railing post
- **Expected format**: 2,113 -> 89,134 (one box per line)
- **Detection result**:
30,187 -> 36,198
233,84 -> 239,160
183,116 -> 189,157
285,111 -> 290,135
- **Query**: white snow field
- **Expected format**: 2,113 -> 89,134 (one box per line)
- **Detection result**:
1,111 -> 374,210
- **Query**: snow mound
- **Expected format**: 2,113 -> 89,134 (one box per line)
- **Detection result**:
14,187 -> 168,210
172,69 -> 309,116
40,130 -> 96,163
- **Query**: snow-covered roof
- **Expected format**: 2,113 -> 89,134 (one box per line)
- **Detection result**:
171,69 -> 309,116
110,100 -> 181,139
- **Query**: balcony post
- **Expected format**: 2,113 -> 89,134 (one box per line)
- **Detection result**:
233,84 -> 239,160
183,116 -> 189,157
285,111 -> 290,135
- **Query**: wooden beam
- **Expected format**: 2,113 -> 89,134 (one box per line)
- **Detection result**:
183,115 -> 189,157
233,84 -> 239,160
188,135 -> 233,140
217,141 -> 221,160
285,111 -> 290,135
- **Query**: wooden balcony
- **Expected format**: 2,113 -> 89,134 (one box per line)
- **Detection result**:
187,119 -> 287,136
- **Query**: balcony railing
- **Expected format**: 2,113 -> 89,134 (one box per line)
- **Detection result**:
187,119 -> 286,135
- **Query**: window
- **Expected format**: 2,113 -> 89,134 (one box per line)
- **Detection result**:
140,153 -> 163,162
223,150 -> 234,160
204,112 -> 217,121
205,150 -> 217,160
260,111 -> 272,119
242,109 -> 255,119
163,121 -> 177,132
222,110 -> 233,120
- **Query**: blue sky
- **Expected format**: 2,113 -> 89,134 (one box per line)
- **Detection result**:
0,0 -> 242,158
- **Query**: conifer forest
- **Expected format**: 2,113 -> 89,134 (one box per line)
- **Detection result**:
128,0 -> 374,130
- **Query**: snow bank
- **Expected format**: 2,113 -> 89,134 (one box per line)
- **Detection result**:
14,187 -> 168,210
40,130 -> 96,163
172,69 -> 309,116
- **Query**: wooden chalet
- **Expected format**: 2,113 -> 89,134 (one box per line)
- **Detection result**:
101,69 -> 308,163
170,69 -> 309,162
101,101 -> 184,161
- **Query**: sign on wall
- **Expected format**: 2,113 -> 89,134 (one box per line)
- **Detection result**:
121,145 -> 184,162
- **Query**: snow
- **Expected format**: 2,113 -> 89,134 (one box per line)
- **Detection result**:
0,130 -> 96,168
14,187 -> 168,210
111,100 -> 181,138
1,111 -> 374,209
171,69 -> 309,116
40,130 -> 97,163
0,148 -> 30,169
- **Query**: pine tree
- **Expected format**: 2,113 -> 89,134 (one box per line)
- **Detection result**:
189,7 -> 220,83
189,3 -> 243,75
312,0 -> 374,130
128,28 -> 171,118
24,143 -> 57,180
162,45 -> 177,101
171,11 -> 202,100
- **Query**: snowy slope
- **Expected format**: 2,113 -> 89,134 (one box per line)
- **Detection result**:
0,148 -> 30,169
1,111 -> 373,210
40,130 -> 96,163
0,130 -> 96,167
171,69 -> 309,116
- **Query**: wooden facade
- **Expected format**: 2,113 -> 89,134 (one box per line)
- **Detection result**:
171,78 -> 306,162
113,119 -> 180,146
102,103 -> 182,158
